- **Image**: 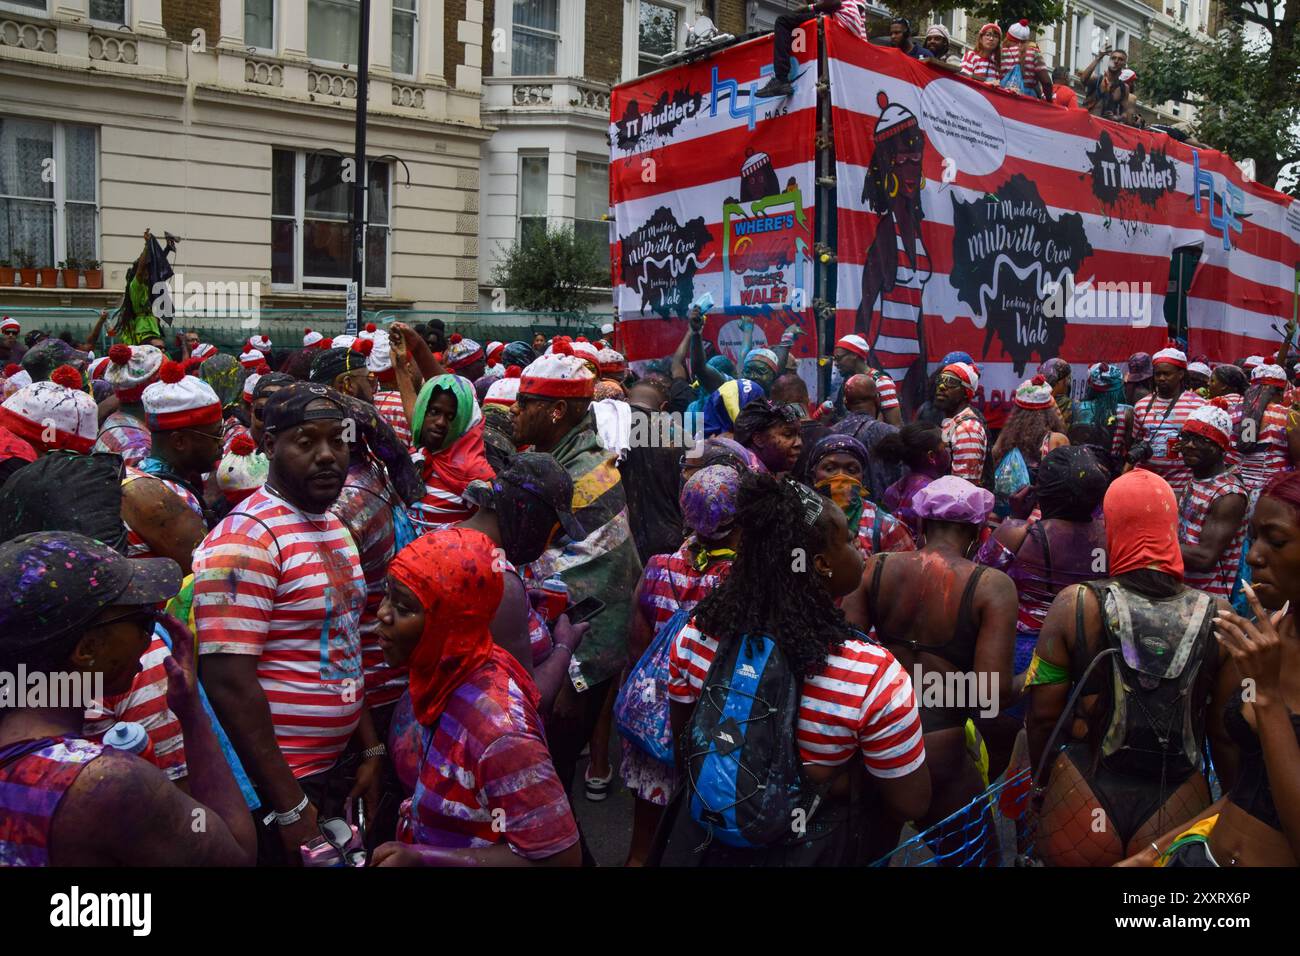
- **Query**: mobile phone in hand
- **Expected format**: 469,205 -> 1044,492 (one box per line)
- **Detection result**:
565,596 -> 606,626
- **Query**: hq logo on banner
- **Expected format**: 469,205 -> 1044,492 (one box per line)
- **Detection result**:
610,31 -> 819,364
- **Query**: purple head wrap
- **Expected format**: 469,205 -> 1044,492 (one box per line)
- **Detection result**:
912,475 -> 994,526
679,464 -> 741,540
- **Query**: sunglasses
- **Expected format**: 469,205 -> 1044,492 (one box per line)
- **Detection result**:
937,374 -> 964,389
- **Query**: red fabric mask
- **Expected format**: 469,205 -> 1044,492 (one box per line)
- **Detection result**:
1103,470 -> 1184,580
389,528 -> 504,728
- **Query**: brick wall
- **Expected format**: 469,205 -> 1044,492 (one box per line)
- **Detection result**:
713,0 -> 745,36
445,0 -> 467,78
585,0 -> 623,84
161,0 -> 219,44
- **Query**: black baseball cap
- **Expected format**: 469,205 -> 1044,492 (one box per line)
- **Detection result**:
0,531 -> 180,649
463,452 -> 586,540
261,381 -> 348,433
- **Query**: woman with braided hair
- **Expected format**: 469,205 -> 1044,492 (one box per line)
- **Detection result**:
663,470 -> 930,865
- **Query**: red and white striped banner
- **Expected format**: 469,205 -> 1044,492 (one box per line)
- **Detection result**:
610,30 -> 820,368
826,20 -> 1300,417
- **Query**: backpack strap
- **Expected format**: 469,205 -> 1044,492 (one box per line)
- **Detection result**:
955,565 -> 987,643
1029,519 -> 1052,581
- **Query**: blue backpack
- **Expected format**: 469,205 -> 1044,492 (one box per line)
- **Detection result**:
613,607 -> 689,765
684,633 -> 823,849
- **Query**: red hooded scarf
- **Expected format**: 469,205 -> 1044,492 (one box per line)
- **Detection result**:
1104,469 -> 1184,580
389,528 -> 506,728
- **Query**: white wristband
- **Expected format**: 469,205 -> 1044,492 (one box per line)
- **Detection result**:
274,793 -> 309,826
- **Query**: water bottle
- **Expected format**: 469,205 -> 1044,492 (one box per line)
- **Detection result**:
103,720 -> 157,766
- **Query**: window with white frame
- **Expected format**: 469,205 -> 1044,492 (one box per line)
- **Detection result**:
246,0 -> 275,50
575,158 -> 607,260
3,0 -> 48,14
308,0 -> 360,64
88,0 -> 126,25
1114,29 -> 1128,55
512,0 -> 559,75
271,149 -> 391,292
1090,21 -> 1110,56
519,153 -> 548,244
392,0 -> 418,75
638,1 -> 680,75
0,119 -> 98,270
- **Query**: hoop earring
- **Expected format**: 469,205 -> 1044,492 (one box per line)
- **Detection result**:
888,173 -> 900,198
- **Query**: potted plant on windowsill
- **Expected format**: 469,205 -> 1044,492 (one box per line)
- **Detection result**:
37,261 -> 58,288
0,258 -> 13,287
61,258 -> 81,289
84,259 -> 103,289
15,250 -> 36,287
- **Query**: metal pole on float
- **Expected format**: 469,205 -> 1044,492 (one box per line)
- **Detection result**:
347,0 -> 372,337
814,15 -> 836,403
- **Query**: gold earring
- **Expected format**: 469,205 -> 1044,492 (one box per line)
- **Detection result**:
918,173 -> 926,189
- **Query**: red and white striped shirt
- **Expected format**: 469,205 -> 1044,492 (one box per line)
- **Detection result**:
639,540 -> 732,630
1237,403 -> 1291,491
874,371 -> 899,412
830,0 -> 866,38
374,389 -> 412,448
960,49 -> 1001,84
668,621 -> 926,777
330,459 -> 407,710
393,655 -> 579,859
942,405 -> 987,483
192,487 -> 366,779
1219,393 -> 1245,469
1134,390 -> 1205,498
1178,470 -> 1247,598
856,504 -> 916,558
93,409 -> 151,466
409,449 -> 478,532
83,632 -> 187,780
1000,41 -> 1044,93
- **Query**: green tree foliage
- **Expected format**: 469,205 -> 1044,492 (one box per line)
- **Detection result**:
1138,5 -> 1299,195
490,224 -> 610,313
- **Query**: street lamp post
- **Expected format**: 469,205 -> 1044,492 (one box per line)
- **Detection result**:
348,0 -> 371,335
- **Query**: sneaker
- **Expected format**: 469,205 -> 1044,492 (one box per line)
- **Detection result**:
584,766 -> 613,802
755,78 -> 793,99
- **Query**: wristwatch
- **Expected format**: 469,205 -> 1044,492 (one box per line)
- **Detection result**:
274,793 -> 309,827
361,743 -> 387,760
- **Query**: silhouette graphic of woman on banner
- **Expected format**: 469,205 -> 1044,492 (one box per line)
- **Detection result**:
856,91 -> 931,405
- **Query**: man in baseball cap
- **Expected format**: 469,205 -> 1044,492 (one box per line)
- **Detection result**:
461,452 -> 586,565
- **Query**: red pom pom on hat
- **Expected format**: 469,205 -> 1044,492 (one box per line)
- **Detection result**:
230,433 -> 257,456
109,343 -> 132,365
1032,375 -> 1046,386
4,363 -> 20,377
159,360 -> 186,384
321,338 -> 333,349
1211,396 -> 1231,410
552,339 -> 574,356
51,365 -> 83,390
365,323 -> 377,333
304,327 -> 312,334
242,343 -> 253,355
505,365 -> 522,378
352,338 -> 374,356
449,333 -> 463,344
1019,18 -> 1029,25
